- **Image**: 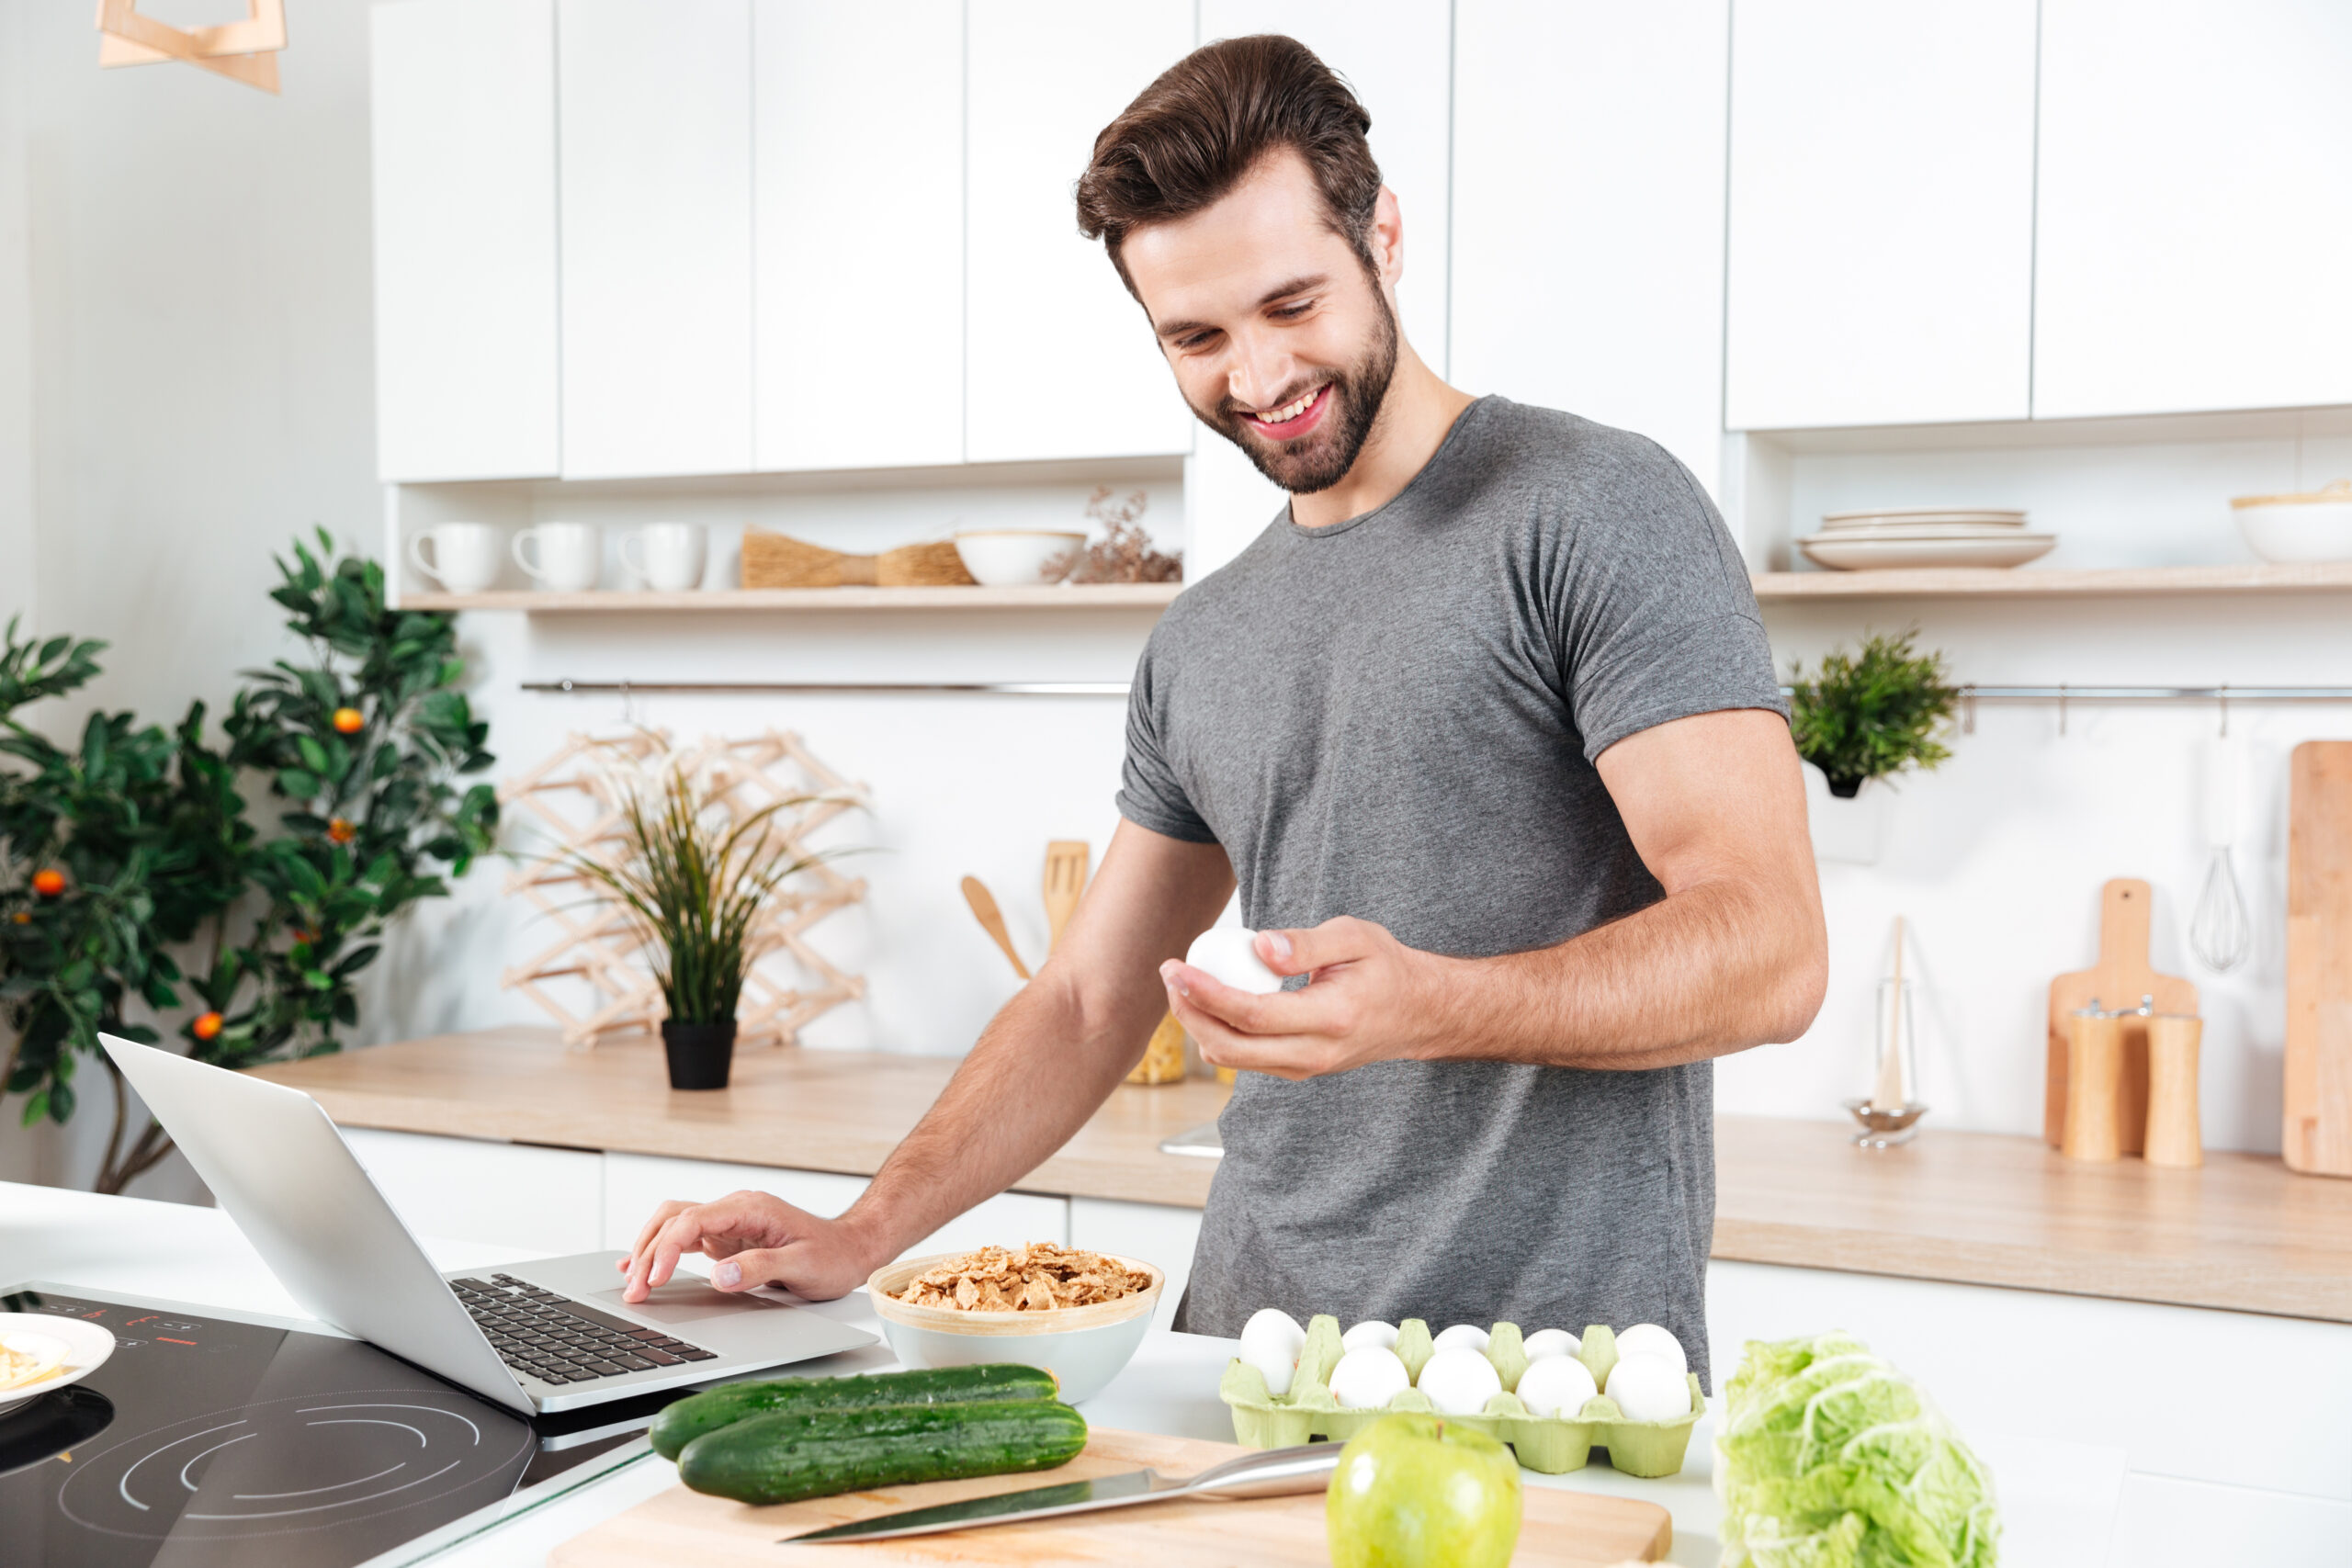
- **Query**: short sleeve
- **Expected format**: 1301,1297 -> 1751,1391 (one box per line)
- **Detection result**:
1114,632 -> 1219,844
1557,441 -> 1789,761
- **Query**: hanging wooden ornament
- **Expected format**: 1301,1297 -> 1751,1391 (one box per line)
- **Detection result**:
96,0 -> 288,96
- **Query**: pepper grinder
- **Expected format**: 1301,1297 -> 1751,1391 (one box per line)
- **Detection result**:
2063,1000 -> 2124,1161
2143,1011 -> 2205,1168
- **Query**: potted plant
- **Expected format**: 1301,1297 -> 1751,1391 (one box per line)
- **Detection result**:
1786,630 -> 1959,864
568,761 -> 831,1090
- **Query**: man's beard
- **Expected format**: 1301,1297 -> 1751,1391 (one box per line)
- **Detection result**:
1194,291 -> 1400,495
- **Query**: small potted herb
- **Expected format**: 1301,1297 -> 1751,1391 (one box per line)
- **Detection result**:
569,762 -> 831,1089
1786,630 -> 1959,863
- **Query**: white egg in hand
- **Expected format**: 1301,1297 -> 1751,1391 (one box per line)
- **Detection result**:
1238,1308 -> 1306,1397
1185,929 -> 1285,995
1431,1324 -> 1490,1353
1329,1346 -> 1412,1409
1604,1353 -> 1690,1423
1613,1323 -> 1688,1377
1515,1353 -> 1599,1417
1340,1320 -> 1399,1352
1521,1328 -> 1580,1363
1415,1346 -> 1503,1416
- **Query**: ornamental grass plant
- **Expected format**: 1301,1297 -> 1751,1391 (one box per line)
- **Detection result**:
1786,629 -> 1960,798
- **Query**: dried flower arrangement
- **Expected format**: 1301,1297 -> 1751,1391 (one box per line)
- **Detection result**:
1048,486 -> 1184,584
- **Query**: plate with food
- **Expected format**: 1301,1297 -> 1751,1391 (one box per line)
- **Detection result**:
0,1313 -> 116,1414
867,1242 -> 1162,1403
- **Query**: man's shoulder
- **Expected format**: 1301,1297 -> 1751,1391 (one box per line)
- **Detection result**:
1467,398 -> 1697,501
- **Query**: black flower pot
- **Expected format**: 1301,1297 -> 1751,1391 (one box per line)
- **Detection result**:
662,1019 -> 737,1090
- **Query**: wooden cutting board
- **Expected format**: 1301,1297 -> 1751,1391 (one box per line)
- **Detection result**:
549,1428 -> 1672,1567
2045,878 -> 2198,1151
2288,742 -> 2352,1177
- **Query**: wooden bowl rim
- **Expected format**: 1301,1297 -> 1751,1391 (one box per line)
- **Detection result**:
867,1250 -> 1164,1336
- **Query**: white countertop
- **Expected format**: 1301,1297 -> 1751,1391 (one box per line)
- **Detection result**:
4,1180 -> 2117,1566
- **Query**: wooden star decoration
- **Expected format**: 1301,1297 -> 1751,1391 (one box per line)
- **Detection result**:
96,0 -> 287,96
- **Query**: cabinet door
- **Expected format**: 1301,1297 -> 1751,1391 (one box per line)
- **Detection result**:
2033,0 -> 2352,419
602,1154 -> 1069,1260
370,0 -> 560,481
1195,2 -> 1452,373
1068,1198 -> 1202,1333
1452,0 -> 1728,496
558,0 -> 753,479
752,1 -> 963,472
340,1128 -> 604,1255
1724,0 -> 2036,430
964,1 -> 1196,464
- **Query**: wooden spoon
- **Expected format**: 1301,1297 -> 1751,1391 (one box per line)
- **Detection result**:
959,875 -> 1030,980
1044,840 -> 1091,953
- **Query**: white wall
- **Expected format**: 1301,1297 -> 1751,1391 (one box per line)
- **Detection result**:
0,0 -> 34,635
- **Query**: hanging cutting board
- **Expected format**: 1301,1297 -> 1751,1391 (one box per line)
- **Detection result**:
548,1427 -> 1672,1568
2045,878 -> 2198,1151
2287,742 -> 2352,1177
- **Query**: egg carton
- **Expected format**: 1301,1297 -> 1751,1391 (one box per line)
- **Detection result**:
1219,1316 -> 1704,1479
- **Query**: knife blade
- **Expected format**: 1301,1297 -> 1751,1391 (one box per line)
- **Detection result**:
782,1442 -> 1340,1544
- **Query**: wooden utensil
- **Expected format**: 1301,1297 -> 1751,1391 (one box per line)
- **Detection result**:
2046,878 -> 2198,1152
548,1427 -> 1673,1567
1044,840 -> 1090,953
961,876 -> 1030,980
742,531 -> 975,588
2287,741 -> 2352,1176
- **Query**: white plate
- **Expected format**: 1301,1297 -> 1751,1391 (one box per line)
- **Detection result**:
0,1313 -> 116,1413
1809,522 -> 2039,540
1821,507 -> 2026,527
1798,533 -> 2057,570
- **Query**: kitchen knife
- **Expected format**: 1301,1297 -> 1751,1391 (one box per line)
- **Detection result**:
782,1442 -> 1340,1543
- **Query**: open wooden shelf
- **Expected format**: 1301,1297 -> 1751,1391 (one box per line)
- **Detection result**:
1752,561 -> 2352,600
400,583 -> 1185,612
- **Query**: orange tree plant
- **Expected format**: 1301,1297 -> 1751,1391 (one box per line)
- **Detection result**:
0,531 -> 495,1192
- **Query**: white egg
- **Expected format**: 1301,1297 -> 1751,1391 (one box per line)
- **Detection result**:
1521,1327 -> 1580,1363
1612,1323 -> 1688,1377
1431,1324 -> 1490,1353
1328,1346 -> 1412,1409
1415,1346 -> 1503,1416
1604,1352 -> 1690,1422
1237,1307 -> 1306,1397
1185,928 -> 1285,995
1515,1353 -> 1600,1418
1340,1320 -> 1399,1352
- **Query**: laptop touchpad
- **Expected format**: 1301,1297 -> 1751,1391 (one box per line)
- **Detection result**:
588,1281 -> 780,1325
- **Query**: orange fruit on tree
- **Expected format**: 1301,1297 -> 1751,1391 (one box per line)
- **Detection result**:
327,818 -> 357,844
193,1011 -> 224,1041
332,706 -> 365,734
31,868 -> 65,897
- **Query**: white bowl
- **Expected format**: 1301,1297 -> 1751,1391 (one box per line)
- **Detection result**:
952,530 -> 1086,587
0,1313 -> 115,1415
867,1251 -> 1162,1404
2232,481 -> 2352,563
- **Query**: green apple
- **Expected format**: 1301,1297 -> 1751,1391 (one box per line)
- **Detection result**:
1326,1413 -> 1522,1568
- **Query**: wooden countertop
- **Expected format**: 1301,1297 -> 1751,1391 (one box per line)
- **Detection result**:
252,1029 -> 2352,1325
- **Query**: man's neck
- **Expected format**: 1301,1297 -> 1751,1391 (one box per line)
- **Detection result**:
1288,345 -> 1477,530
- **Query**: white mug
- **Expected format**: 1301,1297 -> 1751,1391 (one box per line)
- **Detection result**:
622,522 -> 707,592
407,522 -> 503,594
513,522 -> 603,592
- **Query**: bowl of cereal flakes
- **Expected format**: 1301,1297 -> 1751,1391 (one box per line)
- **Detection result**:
867,1241 -> 1163,1404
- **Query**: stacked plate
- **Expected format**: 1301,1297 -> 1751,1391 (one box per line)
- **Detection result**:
1798,508 -> 2055,571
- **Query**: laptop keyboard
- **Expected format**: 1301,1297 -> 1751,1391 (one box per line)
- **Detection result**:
453,1273 -> 719,1386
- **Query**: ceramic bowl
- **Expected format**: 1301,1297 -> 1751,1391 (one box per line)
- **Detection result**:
866,1251 -> 1162,1404
2232,481 -> 2352,563
952,530 -> 1086,587
0,1314 -> 116,1415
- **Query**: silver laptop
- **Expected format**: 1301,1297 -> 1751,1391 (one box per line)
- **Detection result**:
102,1035 -> 875,1415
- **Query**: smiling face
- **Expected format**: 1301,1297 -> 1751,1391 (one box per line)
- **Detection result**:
1119,150 -> 1402,495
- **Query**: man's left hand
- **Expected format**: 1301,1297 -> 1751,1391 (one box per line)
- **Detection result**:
1159,917 -> 1448,1080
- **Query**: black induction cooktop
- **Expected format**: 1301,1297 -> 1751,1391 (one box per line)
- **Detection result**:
0,1283 -> 674,1568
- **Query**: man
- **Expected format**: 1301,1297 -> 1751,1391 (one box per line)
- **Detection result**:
621,35 -> 1825,1386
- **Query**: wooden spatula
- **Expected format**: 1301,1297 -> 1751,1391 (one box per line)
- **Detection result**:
2046,878 -> 2197,1151
960,876 -> 1030,980
1045,840 -> 1091,953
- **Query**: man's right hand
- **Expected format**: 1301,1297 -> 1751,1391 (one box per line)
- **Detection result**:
616,1190 -> 882,1303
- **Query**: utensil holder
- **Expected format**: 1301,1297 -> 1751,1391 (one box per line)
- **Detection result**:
2144,1013 -> 2204,1168
1126,1012 -> 1187,1085
2063,1007 -> 2124,1161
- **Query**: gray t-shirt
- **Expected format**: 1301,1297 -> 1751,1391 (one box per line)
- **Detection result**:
1116,398 -> 1785,1388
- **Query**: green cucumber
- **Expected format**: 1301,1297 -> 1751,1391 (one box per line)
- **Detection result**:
677,1400 -> 1088,1506
649,1363 -> 1061,1461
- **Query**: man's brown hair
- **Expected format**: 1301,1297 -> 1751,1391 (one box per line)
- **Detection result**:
1075,35 -> 1383,294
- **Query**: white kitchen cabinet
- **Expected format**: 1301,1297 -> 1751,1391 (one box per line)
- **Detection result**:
339,1128 -> 604,1255
1723,0 -> 2037,431
1068,1197 -> 1202,1333
600,1153 -> 1070,1262
369,0 -> 560,482
964,0 -> 1196,465
558,0 -> 753,479
2032,0 -> 2352,420
1451,0 -> 1728,496
752,1 -> 964,473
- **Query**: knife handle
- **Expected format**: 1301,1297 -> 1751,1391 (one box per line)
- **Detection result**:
1184,1443 -> 1343,1500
